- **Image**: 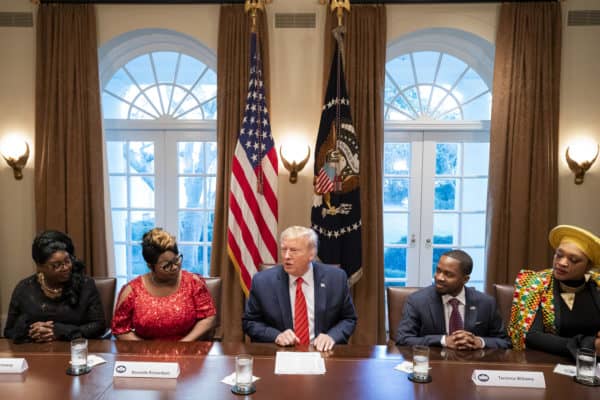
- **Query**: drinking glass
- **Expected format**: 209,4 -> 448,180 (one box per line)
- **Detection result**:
68,338 -> 90,375
412,345 -> 430,382
233,354 -> 255,394
576,348 -> 597,384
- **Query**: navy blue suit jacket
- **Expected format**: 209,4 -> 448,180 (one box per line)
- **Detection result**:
396,286 -> 511,349
242,262 -> 357,344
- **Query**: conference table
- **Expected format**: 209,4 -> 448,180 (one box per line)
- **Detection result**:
0,339 -> 597,399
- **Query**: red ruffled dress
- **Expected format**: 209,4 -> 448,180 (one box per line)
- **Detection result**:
112,271 -> 216,340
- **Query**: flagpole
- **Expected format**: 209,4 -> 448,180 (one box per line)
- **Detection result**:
244,0 -> 266,33
328,1 -> 350,192
329,0 -> 350,27
245,0 -> 269,192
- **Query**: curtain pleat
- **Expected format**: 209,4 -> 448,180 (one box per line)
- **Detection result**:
485,2 -> 561,292
35,4 -> 107,276
210,5 -> 269,341
324,5 -> 387,345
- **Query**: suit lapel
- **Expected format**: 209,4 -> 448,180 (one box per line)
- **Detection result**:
464,287 -> 477,331
428,289 -> 446,334
313,263 -> 327,334
276,268 -> 293,329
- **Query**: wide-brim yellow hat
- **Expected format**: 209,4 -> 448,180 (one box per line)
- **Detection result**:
548,225 -> 600,267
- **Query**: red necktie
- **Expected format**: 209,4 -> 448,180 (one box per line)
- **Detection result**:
448,298 -> 463,334
294,277 -> 309,345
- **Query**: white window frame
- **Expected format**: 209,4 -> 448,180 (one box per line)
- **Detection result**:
99,29 -> 217,280
384,28 -> 494,289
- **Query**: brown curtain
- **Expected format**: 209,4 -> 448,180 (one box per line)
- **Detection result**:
485,2 -> 561,293
35,4 -> 107,277
210,5 -> 269,342
324,5 -> 387,345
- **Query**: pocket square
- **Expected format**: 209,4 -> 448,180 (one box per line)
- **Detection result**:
320,282 -> 326,288
469,306 -> 477,311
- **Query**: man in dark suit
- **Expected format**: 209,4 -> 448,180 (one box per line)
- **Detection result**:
242,226 -> 357,351
396,250 -> 510,349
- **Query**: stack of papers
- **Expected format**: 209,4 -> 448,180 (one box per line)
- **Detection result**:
274,352 -> 326,375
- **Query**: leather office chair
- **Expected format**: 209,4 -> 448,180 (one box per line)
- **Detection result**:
387,286 -> 420,343
493,283 -> 515,328
92,277 -> 116,339
202,277 -> 222,341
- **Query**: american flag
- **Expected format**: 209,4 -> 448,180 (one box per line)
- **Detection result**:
315,165 -> 335,194
228,31 -> 278,296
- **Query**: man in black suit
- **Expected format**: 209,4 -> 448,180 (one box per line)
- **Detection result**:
242,226 -> 357,351
396,250 -> 510,349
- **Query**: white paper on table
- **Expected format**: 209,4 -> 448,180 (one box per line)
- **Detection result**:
274,352 -> 326,375
394,361 -> 414,374
68,354 -> 107,368
221,372 -> 260,386
553,364 -> 576,377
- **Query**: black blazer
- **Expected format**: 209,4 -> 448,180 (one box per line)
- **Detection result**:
396,285 -> 510,349
242,262 -> 357,344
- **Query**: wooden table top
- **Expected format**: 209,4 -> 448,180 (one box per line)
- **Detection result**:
0,339 -> 596,399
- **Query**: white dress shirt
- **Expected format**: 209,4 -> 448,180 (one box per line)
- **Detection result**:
440,287 -> 485,348
288,264 -> 315,341
442,287 -> 466,335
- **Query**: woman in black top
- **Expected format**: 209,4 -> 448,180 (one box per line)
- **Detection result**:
4,230 -> 105,342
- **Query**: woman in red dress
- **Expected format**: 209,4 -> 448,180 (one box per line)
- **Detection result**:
112,228 -> 216,341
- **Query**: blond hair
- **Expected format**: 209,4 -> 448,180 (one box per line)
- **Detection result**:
141,228 -> 178,265
280,226 -> 318,250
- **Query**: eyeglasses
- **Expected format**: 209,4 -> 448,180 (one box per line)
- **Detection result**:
44,257 -> 73,271
157,254 -> 183,271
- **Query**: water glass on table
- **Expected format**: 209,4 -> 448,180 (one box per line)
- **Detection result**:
410,345 -> 431,383
232,354 -> 256,395
575,348 -> 598,385
67,338 -> 91,376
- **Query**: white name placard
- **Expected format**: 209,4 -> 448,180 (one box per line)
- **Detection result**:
113,361 -> 180,379
472,370 -> 545,388
0,358 -> 28,374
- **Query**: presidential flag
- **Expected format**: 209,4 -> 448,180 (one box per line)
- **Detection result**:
228,31 -> 278,296
311,29 -> 362,284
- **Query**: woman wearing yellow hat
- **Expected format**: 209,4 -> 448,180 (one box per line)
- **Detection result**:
508,225 -> 600,358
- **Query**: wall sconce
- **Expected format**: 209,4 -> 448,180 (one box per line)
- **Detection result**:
1,137 -> 30,180
565,142 -> 599,185
279,145 -> 310,184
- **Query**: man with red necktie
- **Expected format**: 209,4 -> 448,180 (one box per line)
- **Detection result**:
396,250 -> 510,350
243,226 -> 357,352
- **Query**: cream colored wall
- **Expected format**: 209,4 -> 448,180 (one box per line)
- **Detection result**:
387,3 -> 498,43
1,0 -> 599,326
558,0 -> 600,233
0,0 -> 37,331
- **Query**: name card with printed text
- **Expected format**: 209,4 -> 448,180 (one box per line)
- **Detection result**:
113,361 -> 180,379
0,358 -> 28,374
472,370 -> 546,388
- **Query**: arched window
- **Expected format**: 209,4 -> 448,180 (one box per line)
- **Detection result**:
384,51 -> 490,121
99,29 -> 217,289
383,28 -> 493,290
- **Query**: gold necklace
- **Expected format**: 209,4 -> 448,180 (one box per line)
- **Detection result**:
37,272 -> 63,299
